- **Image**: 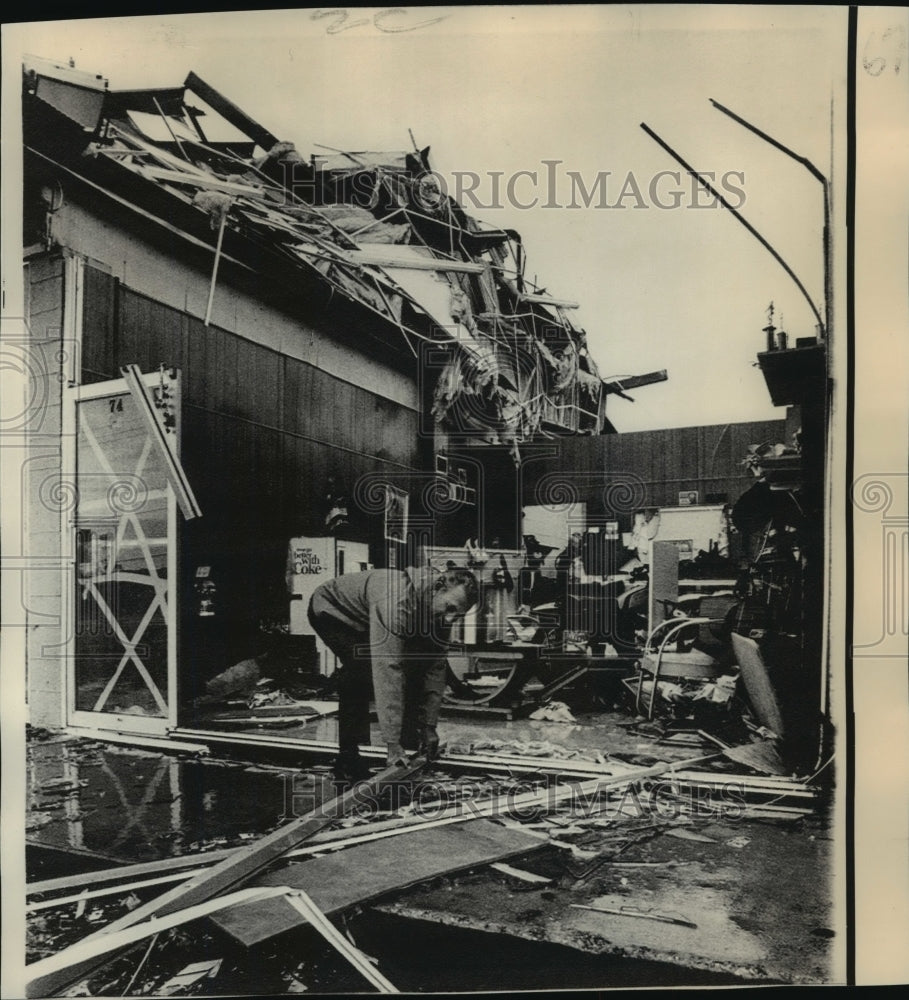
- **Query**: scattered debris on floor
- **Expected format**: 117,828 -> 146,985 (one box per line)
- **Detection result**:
529,701 -> 577,723
24,725 -> 832,994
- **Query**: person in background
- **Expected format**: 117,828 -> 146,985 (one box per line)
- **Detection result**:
308,566 -> 478,781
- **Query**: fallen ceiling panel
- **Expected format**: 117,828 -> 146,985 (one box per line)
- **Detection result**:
210,817 -> 543,947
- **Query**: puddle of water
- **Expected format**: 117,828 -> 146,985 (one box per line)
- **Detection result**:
26,740 -> 320,867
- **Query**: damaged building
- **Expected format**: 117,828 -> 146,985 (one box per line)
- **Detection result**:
16,55 -> 836,995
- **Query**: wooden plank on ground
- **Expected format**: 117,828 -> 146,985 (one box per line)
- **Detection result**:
283,890 -> 399,993
26,887 -> 289,989
26,757 -> 426,998
210,818 -> 544,947
29,752 -> 728,903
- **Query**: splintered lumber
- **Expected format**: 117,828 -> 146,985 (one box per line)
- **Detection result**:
283,890 -> 399,993
570,903 -> 697,929
29,874 -> 198,913
184,72 -> 278,151
28,852 -> 235,898
518,293 -> 580,308
25,886 -> 289,988
140,166 -> 270,199
489,863 -> 552,884
440,749 -> 772,788
210,819 -> 544,947
602,370 -> 669,394
207,754 -> 717,948
28,813 -> 501,914
344,249 -> 485,273
26,757 -> 427,999
29,753 -> 721,906
28,810 -> 528,904
668,771 -> 816,796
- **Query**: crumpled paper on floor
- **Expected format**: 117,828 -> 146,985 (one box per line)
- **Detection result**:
529,701 -> 577,723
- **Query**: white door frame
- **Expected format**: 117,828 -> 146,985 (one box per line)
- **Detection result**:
63,373 -> 179,736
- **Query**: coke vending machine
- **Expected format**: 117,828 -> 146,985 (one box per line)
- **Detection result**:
286,536 -> 370,673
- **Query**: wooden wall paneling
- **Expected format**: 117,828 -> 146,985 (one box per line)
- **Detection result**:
81,266 -> 117,381
307,365 -> 326,444
154,297 -> 188,377
282,357 -> 305,438
352,385 -> 372,456
333,380 -> 356,453
324,374 -> 347,453
180,312 -> 211,413
115,289 -> 136,370
232,338 -> 258,423
325,371 -> 347,450
652,430 -> 670,504
119,290 -> 155,373
377,397 -> 398,464
28,263 -> 64,318
295,360 -> 315,441
255,423 -> 284,523
523,419 -> 789,516
263,345 -> 283,433
213,327 -> 240,419
246,337 -> 280,430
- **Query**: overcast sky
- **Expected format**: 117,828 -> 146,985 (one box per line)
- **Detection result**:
9,6 -> 848,432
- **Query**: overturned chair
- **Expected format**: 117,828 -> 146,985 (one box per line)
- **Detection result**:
633,593 -> 739,719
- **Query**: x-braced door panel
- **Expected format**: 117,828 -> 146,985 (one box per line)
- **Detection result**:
66,368 -> 199,736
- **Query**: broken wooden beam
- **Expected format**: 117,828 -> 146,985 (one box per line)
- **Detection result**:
344,249 -> 485,273
139,165 -> 273,199
29,806 -> 501,901
519,293 -> 580,308
489,862 -> 552,884
25,886 -> 290,990
284,890 -> 399,993
602,370 -> 669,394
28,752 -> 728,927
184,72 -> 278,152
25,756 -> 427,998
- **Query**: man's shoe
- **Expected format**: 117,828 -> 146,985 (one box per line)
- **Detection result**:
332,753 -> 373,783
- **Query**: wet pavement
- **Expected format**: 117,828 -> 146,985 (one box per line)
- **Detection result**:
26,738 -> 299,869
23,693 -> 839,990
376,805 -> 837,984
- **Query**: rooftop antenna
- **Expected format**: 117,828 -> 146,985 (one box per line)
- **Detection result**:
762,301 -> 776,353
640,122 -> 825,337
408,128 -> 419,154
709,98 -> 830,340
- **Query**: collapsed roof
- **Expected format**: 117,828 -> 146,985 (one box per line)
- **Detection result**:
22,57 -> 667,455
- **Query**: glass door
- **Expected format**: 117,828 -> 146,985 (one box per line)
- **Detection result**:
65,372 -> 184,735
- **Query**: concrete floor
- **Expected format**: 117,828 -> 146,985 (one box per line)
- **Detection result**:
24,694 -> 841,989
376,798 -> 837,984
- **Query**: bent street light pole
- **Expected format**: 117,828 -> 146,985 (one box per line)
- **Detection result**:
639,122 -> 825,337
709,97 -> 831,340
